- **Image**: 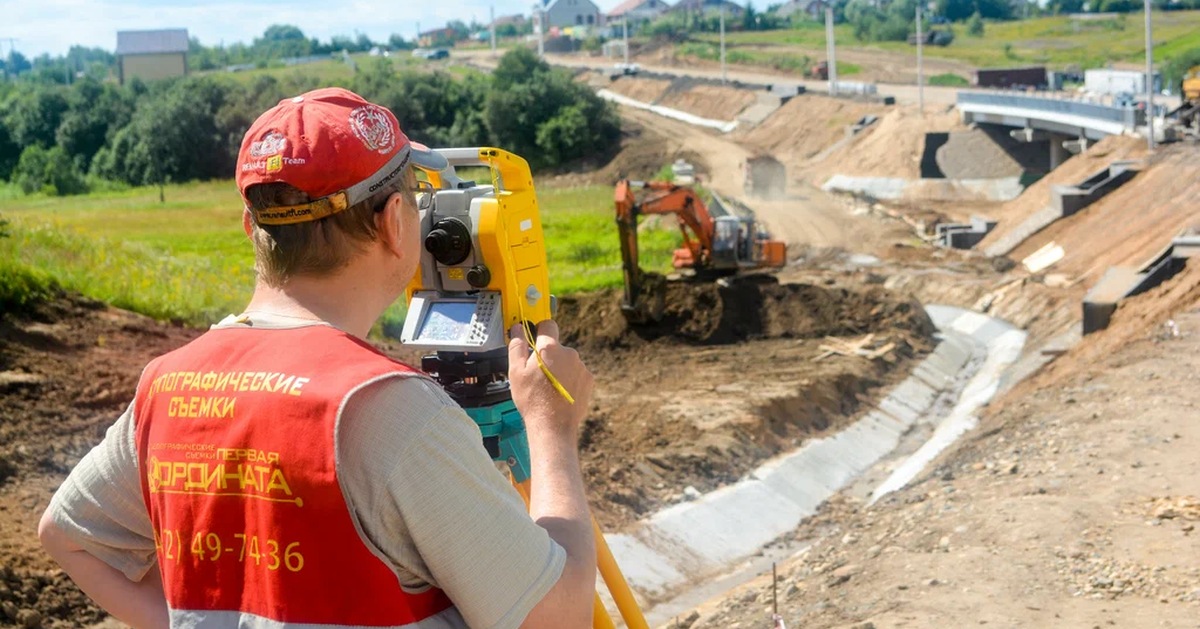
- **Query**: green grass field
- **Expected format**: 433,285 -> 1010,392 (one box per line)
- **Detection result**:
0,178 -> 680,335
691,11 -> 1200,70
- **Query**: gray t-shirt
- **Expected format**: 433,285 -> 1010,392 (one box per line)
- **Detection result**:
44,313 -> 566,629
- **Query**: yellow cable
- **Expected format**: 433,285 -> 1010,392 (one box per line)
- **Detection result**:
488,156 -> 575,405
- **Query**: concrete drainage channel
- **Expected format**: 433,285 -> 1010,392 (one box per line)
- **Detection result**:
604,305 -> 1027,625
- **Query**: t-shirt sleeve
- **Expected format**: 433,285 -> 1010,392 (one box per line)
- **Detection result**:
43,401 -> 158,581
338,376 -> 566,629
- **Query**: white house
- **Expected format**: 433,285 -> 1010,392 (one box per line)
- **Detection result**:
543,0 -> 603,28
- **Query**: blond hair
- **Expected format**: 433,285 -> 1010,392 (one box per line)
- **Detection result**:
244,168 -> 418,286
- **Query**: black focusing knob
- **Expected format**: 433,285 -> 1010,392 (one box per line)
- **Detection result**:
424,218 -> 472,266
466,265 -> 491,288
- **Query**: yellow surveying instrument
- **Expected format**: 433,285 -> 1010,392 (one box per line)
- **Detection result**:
403,147 -> 649,629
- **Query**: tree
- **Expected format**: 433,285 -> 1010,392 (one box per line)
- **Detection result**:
967,11 -> 985,36
484,49 -> 619,169
1164,47 -> 1200,90
3,86 -> 69,148
56,79 -> 134,170
5,51 -> 31,77
13,145 -> 87,195
388,34 -> 415,51
0,121 -> 19,181
255,24 -> 311,59
94,77 -> 233,186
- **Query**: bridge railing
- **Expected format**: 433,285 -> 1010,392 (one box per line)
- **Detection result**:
957,90 -> 1144,130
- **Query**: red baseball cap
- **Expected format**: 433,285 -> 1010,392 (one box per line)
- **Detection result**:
236,87 -> 412,226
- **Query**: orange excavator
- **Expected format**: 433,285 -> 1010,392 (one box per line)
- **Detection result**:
615,179 -> 787,322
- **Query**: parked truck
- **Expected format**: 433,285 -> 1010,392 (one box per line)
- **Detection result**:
971,66 -> 1048,89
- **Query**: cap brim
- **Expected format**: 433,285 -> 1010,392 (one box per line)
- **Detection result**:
411,142 -> 449,172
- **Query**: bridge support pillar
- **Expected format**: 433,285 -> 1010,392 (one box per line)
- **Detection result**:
1062,137 -> 1089,157
1049,133 -> 1071,169
1009,128 -> 1050,143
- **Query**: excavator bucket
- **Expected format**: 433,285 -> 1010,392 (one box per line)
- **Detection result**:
620,272 -> 666,324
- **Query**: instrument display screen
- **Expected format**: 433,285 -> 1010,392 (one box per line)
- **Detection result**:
416,301 -> 478,342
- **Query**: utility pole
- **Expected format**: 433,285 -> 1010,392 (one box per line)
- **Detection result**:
490,4 -> 497,56
719,6 -> 727,84
825,5 -> 837,96
916,1 -> 925,114
623,16 -> 629,66
535,3 -> 544,58
1144,0 -> 1155,151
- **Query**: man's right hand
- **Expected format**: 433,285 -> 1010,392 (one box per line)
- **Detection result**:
508,320 -> 594,440
507,320 -> 597,629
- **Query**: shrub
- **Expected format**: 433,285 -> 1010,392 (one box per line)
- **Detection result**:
930,73 -> 969,86
967,12 -> 984,36
13,145 -> 88,196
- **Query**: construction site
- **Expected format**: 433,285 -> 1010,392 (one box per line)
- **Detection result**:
3,55 -> 1200,629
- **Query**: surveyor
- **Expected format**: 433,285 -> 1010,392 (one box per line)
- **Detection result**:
37,87 -> 597,629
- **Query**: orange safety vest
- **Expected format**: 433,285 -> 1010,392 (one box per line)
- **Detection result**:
134,324 -> 455,627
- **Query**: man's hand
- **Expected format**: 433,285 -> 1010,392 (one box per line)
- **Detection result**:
506,320 -> 596,628
508,320 -> 594,439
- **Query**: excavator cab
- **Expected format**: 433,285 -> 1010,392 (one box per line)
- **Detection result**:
711,216 -> 742,271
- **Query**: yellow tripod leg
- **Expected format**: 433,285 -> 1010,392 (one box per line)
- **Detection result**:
593,596 -> 617,629
592,517 -> 649,629
513,480 -> 647,629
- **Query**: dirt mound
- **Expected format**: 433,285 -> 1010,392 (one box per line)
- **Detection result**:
539,115 -> 709,187
605,75 -> 672,103
558,275 -> 935,351
805,107 -> 965,183
739,95 -> 887,163
657,83 -> 758,121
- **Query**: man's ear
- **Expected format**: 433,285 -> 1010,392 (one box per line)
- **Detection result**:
242,208 -> 254,239
376,192 -> 409,259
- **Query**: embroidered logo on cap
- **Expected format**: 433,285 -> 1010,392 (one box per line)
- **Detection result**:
349,105 -> 396,154
249,131 -> 288,158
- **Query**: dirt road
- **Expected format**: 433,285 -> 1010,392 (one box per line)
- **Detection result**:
620,107 -> 910,252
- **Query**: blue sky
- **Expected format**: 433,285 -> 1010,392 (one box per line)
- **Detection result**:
1,0 -> 745,58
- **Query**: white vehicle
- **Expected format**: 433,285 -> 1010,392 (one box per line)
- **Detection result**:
613,62 -> 641,76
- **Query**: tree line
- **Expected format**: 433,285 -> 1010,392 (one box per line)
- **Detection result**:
0,47 -> 619,196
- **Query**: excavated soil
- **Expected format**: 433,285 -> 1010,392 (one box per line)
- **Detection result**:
804,107 -> 965,183
0,294 -> 202,627
605,76 -> 758,122
739,95 -> 886,164
656,83 -> 757,122
556,276 -> 935,529
604,75 -> 672,104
